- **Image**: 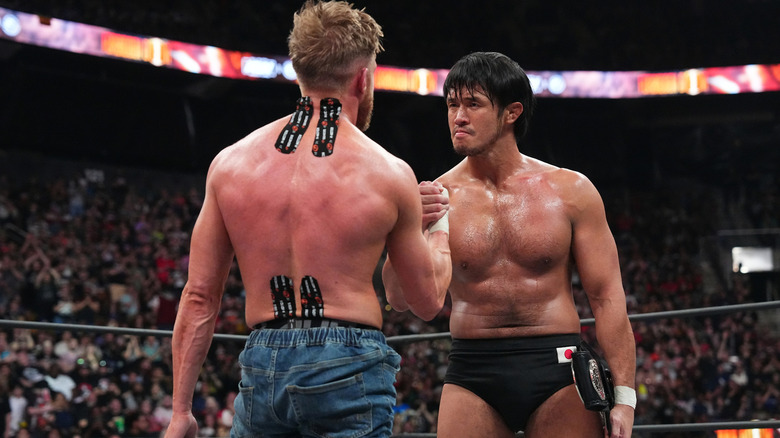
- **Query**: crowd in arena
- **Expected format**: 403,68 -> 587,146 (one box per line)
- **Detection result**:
1,0 -> 779,437
0,150 -> 778,438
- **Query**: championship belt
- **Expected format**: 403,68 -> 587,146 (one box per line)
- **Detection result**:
571,340 -> 614,434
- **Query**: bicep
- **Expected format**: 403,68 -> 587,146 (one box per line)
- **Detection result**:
187,180 -> 235,291
570,182 -> 623,304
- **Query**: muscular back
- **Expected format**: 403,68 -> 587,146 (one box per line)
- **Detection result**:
209,114 -> 408,328
441,157 -> 590,338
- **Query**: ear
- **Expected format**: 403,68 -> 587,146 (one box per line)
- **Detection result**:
353,67 -> 369,100
504,102 -> 524,124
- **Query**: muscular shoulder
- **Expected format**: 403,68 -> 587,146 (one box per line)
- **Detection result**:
551,166 -> 599,196
510,156 -> 598,201
546,167 -> 605,219
355,135 -> 418,187
547,166 -> 594,191
206,117 -> 290,177
511,157 -> 604,218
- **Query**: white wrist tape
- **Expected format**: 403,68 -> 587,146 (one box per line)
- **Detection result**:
614,386 -> 637,409
427,188 -> 449,235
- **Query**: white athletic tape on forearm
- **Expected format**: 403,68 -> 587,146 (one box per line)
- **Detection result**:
427,188 -> 449,235
614,386 -> 637,408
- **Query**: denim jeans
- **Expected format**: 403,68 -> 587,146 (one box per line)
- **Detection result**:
231,327 -> 402,438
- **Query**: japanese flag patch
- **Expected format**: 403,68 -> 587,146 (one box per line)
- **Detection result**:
557,346 -> 578,363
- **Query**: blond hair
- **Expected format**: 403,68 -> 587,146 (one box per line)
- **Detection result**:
288,1 -> 383,92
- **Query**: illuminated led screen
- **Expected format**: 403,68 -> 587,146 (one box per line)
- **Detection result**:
2,7 -> 779,98
715,428 -> 773,438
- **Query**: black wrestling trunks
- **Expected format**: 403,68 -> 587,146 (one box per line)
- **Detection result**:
443,333 -> 581,433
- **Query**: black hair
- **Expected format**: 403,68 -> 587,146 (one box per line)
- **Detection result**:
443,52 -> 536,143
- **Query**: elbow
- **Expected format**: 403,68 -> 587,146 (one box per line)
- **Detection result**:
387,294 -> 409,313
416,311 -> 437,322
405,279 -> 447,321
414,308 -> 441,322
411,296 -> 445,322
179,282 -> 222,316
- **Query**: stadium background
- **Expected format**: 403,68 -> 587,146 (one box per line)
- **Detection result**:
0,0 -> 778,185
0,1 -> 779,437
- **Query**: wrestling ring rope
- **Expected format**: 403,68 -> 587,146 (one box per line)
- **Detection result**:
3,299 -> 780,436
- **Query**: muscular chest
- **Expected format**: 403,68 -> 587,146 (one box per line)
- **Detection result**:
449,187 -> 572,276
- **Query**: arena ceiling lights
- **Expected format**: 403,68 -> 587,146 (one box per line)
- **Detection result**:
2,7 -> 779,99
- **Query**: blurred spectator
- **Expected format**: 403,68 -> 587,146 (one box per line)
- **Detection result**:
151,394 -> 174,429
6,384 -> 27,437
0,151 -> 777,437
43,364 -> 75,403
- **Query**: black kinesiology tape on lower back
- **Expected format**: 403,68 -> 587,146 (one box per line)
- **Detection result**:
300,275 -> 325,318
270,275 -> 296,318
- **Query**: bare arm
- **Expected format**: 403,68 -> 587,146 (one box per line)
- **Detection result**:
382,257 -> 409,312
383,230 -> 450,315
569,174 -> 635,437
166,164 -> 234,438
382,175 -> 451,321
